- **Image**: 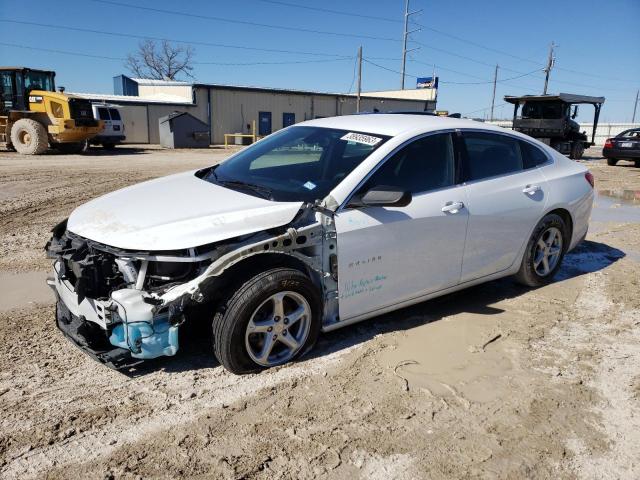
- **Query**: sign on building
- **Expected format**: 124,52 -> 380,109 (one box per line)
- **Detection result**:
416,77 -> 439,89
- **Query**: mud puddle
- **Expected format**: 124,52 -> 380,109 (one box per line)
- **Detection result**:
591,189 -> 640,224
379,312 -> 512,403
0,271 -> 52,312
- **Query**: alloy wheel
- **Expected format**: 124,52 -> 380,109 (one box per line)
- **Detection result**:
245,291 -> 312,367
533,226 -> 563,276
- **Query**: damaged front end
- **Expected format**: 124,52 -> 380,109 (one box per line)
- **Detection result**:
45,204 -> 338,369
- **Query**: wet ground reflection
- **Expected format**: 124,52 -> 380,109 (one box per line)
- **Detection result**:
591,189 -> 640,224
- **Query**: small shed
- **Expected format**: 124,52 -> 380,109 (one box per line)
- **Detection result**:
159,111 -> 210,148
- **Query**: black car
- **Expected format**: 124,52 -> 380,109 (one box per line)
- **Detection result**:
603,128 -> 640,167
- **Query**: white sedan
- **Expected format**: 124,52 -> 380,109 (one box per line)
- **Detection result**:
46,114 -> 594,373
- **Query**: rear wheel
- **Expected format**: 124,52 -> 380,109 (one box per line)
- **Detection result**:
515,214 -> 568,287
10,118 -> 48,155
569,141 -> 585,160
606,158 -> 618,166
635,160 -> 640,168
212,268 -> 321,374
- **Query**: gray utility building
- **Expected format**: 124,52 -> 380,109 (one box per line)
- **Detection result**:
69,75 -> 437,145
159,111 -> 210,149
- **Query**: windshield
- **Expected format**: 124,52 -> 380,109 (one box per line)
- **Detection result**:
24,71 -> 55,92
203,126 -> 390,202
521,102 -> 567,119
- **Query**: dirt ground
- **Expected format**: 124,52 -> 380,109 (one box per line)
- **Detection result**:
1,145 -> 639,479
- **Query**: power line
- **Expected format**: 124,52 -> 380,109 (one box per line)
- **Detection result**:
253,0 -> 400,23
553,65 -> 637,84
364,57 -> 540,86
414,24 -> 546,67
258,0 -> 633,87
0,41 -> 353,66
260,0 -> 633,87
0,42 -> 125,61
196,58 -> 353,66
0,19 -> 352,58
463,102 -> 509,116
89,0 -> 400,42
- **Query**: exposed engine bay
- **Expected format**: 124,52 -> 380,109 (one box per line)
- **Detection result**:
45,203 -> 339,369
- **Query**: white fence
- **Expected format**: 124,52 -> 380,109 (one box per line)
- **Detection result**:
486,122 -> 640,146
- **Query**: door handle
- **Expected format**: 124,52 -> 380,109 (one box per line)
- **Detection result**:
522,184 -> 541,195
441,201 -> 464,214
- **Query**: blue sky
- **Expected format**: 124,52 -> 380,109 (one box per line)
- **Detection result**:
1,0 -> 638,121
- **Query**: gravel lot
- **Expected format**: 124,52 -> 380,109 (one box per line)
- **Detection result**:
1,145 -> 639,479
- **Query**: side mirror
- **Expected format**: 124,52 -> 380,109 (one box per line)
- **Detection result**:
571,105 -> 579,119
348,185 -> 412,208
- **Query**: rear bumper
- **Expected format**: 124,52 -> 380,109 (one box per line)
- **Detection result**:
91,135 -> 126,143
602,148 -> 640,159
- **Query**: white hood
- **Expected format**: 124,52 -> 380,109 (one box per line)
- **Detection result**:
67,171 -> 303,250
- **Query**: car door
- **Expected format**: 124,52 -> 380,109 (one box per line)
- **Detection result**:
97,107 -> 113,135
335,132 -> 469,321
459,131 -> 549,282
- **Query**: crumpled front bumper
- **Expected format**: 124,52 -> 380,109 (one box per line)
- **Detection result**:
49,262 -> 181,369
54,298 -> 139,369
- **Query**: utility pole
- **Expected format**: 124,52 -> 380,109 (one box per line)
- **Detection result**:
632,89 -> 639,123
400,0 -> 422,89
543,41 -> 555,95
356,46 -> 362,113
490,64 -> 499,121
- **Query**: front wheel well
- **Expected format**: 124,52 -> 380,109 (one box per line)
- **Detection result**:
199,252 -> 321,306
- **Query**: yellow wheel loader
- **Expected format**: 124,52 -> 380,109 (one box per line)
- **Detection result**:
0,67 -> 103,155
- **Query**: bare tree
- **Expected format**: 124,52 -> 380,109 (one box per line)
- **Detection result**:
126,40 -> 195,80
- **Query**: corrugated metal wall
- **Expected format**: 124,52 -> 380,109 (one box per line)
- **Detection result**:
118,105 -> 148,143
118,86 -> 429,145
209,89 -> 427,144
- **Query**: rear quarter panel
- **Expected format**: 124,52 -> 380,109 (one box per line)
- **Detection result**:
538,150 -> 594,250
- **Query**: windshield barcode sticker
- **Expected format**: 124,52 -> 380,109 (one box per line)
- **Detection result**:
340,132 -> 382,146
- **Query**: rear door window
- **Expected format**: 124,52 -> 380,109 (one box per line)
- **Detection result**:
109,108 -> 121,120
520,140 -> 549,169
462,132 -> 523,181
97,107 -> 110,120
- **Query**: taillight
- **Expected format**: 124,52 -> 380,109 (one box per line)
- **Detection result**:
604,138 -> 613,148
585,171 -> 595,188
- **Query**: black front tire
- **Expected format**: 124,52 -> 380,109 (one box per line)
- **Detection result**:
606,158 -> 618,166
635,160 -> 640,168
212,268 -> 322,374
515,214 -> 568,287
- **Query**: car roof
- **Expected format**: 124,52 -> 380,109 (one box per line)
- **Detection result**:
299,113 -> 506,137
